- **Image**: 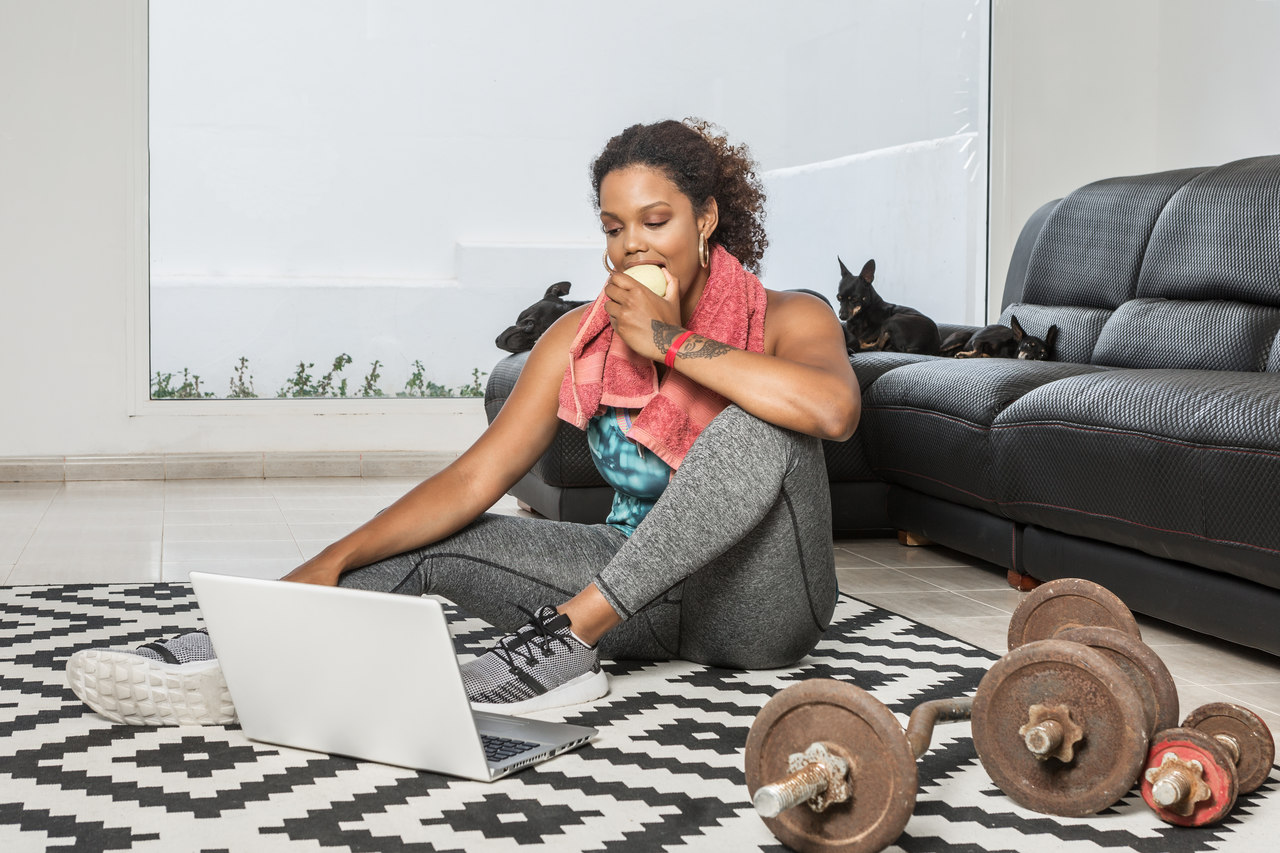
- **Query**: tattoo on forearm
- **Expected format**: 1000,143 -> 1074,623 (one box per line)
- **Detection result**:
651,321 -> 733,360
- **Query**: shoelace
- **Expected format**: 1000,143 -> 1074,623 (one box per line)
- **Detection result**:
493,610 -> 572,672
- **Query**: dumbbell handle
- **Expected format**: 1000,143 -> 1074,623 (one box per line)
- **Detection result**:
1213,733 -> 1241,765
906,697 -> 974,758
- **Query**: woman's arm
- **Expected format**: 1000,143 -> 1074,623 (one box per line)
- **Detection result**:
281,308 -> 584,585
606,273 -> 859,441
663,291 -> 859,440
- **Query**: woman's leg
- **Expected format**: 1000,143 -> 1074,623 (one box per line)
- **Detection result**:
336,512 -> 676,660
593,405 -> 838,669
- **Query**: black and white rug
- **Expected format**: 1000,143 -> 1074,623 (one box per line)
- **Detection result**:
1,584 -> 1275,852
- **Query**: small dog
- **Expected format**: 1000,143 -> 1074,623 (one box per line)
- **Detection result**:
495,281 -> 589,354
836,258 -> 941,355
941,315 -> 1058,360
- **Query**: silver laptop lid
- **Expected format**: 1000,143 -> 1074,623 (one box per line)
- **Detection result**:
190,572 -> 496,779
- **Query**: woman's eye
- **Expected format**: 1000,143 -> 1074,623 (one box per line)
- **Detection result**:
646,220 -> 669,229
603,227 -> 621,237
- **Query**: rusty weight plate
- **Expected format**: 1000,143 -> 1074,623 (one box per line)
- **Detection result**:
1182,702 -> 1276,794
1058,626 -> 1179,735
745,680 -> 917,853
1007,578 -> 1141,650
1141,726 -> 1238,826
972,639 -> 1149,817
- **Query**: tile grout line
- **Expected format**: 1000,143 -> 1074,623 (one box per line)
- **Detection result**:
6,483 -> 64,586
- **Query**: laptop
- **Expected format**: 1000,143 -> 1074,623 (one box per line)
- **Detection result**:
188,571 -> 597,781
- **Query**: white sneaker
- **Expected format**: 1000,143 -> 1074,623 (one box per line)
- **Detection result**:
65,630 -> 236,726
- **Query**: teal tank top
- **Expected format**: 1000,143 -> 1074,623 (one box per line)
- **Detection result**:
586,407 -> 673,536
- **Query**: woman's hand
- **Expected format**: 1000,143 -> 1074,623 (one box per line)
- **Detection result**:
602,267 -> 683,362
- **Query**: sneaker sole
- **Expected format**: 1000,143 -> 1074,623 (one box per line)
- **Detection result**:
66,648 -> 237,726
470,669 -> 609,716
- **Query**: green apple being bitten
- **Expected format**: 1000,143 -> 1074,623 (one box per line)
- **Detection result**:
624,264 -> 667,297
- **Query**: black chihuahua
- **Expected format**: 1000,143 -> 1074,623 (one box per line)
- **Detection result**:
495,281 -> 589,354
836,258 -> 941,355
941,315 -> 1058,360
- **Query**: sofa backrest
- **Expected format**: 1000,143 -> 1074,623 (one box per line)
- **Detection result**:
1003,154 -> 1280,372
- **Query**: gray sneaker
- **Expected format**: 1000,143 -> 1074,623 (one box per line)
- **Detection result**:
66,630 -> 236,726
461,606 -> 608,715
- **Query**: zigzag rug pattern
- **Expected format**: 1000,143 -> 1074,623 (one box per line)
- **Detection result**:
1,584 -> 1276,852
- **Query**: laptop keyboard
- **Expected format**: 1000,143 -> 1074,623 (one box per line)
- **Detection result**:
481,734 -> 541,764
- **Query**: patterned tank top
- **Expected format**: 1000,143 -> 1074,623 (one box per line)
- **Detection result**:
586,407 -> 673,536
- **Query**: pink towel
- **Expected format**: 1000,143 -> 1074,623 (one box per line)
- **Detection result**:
557,245 -> 767,469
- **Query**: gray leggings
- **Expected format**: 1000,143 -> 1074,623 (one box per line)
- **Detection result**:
339,406 -> 838,669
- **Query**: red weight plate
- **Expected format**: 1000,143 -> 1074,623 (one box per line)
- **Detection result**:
1141,727 -> 1238,826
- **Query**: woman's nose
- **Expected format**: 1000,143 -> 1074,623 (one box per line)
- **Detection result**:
623,225 -> 646,254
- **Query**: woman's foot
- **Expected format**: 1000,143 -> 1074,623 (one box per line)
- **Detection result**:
461,605 -> 609,715
65,630 -> 236,726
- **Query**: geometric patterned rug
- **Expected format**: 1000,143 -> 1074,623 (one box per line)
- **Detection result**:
1,584 -> 1275,853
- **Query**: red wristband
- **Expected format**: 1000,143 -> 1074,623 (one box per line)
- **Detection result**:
665,331 -> 696,369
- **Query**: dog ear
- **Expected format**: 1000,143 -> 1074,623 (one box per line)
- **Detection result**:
1045,325 -> 1059,349
1009,314 -> 1025,339
544,281 -> 572,299
838,257 -> 853,278
860,259 -> 875,284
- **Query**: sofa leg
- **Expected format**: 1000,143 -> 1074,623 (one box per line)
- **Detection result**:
897,530 -> 932,547
1006,569 -> 1042,592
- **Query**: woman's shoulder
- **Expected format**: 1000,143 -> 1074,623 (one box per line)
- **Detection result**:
763,288 -> 844,351
764,287 -> 840,325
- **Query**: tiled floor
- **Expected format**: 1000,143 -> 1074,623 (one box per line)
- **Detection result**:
4,478 -> 1279,734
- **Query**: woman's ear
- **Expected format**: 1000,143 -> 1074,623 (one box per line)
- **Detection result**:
698,197 -> 719,239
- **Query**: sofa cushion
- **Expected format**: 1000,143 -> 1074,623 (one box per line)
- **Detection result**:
1091,297 -> 1280,371
998,303 -> 1112,365
860,359 -> 1108,511
826,352 -> 947,483
484,351 -> 606,489
1020,167 -> 1205,310
991,368 -> 1280,589
1137,155 -> 1280,307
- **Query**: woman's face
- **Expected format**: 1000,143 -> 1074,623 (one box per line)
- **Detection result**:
599,166 -> 716,289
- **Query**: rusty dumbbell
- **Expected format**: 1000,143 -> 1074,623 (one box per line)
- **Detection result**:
1140,702 -> 1276,826
1006,576 -> 1142,650
744,680 -> 971,853
972,578 -> 1179,817
744,578 -> 1177,851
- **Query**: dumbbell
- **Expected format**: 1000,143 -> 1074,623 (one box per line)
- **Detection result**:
1140,702 -> 1276,826
744,680 -> 971,853
972,578 -> 1179,817
1006,576 -> 1142,650
744,578 -> 1173,851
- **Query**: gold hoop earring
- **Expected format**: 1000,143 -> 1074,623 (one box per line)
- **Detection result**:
603,250 -> 617,273
698,234 -> 710,268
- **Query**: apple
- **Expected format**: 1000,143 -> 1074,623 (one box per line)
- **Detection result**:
624,264 -> 667,297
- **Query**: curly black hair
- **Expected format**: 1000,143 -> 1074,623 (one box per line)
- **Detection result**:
590,119 -> 768,273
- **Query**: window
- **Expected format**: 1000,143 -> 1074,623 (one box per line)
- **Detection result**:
149,1 -> 989,399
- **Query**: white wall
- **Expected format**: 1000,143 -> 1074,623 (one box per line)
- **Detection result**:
989,0 -> 1280,317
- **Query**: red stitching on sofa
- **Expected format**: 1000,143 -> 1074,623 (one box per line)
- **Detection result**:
865,405 -> 990,431
875,467 -> 999,505
990,419 -> 1280,460
1002,499 -> 1280,556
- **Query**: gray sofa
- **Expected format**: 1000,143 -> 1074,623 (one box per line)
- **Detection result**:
485,154 -> 1280,657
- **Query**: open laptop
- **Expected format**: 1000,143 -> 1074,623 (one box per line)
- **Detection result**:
188,572 -> 596,781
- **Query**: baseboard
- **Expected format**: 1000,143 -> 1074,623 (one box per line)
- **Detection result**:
0,451 -> 458,483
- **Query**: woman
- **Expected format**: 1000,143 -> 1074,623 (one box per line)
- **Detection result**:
67,119 -> 859,725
